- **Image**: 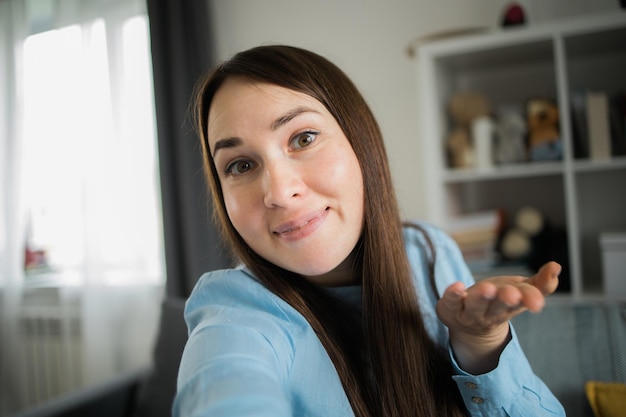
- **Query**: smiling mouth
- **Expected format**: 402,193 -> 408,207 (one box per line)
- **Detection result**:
273,207 -> 329,236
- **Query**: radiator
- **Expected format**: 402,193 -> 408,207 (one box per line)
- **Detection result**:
17,288 -> 83,407
10,283 -> 162,411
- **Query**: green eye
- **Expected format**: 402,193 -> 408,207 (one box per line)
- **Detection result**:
292,131 -> 318,149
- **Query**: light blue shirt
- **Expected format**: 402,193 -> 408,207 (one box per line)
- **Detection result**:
174,223 -> 565,416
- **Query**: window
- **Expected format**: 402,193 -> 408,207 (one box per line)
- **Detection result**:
1,2 -> 164,413
20,13 -> 164,286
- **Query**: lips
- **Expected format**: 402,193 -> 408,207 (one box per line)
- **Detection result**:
273,207 -> 329,238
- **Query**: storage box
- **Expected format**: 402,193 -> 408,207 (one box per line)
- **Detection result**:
600,233 -> 626,298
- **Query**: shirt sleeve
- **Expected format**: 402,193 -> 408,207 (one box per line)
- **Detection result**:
173,270 -> 296,417
173,322 -> 292,417
450,325 -> 565,416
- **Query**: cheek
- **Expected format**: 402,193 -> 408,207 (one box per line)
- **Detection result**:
223,190 -> 256,234
327,148 -> 364,197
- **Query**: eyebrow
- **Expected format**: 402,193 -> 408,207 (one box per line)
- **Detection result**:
212,106 -> 320,156
212,137 -> 242,156
270,106 -> 319,131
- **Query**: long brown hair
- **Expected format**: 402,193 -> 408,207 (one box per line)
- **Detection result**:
193,45 -> 466,417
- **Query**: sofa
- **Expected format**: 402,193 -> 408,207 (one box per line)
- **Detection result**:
10,297 -> 626,417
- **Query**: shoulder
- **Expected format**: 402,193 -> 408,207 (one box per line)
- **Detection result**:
403,221 -> 460,255
184,268 -> 309,361
402,221 -> 474,346
178,269 -> 356,415
181,268 -> 307,382
403,221 -> 474,297
404,222 -> 474,286
185,267 -> 305,334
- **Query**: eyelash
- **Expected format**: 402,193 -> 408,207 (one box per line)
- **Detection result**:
222,130 -> 320,177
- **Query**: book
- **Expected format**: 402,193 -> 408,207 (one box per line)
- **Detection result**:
609,92 -> 626,157
446,210 -> 504,268
570,89 -> 589,159
586,91 -> 612,161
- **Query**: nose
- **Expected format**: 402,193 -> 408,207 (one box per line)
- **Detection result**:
262,161 -> 305,208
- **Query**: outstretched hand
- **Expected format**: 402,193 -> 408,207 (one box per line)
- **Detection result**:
436,261 -> 561,374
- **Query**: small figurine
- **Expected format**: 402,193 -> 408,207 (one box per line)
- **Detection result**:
494,105 -> 527,164
445,91 -> 491,169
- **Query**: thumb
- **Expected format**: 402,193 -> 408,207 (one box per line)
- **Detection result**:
529,261 -> 561,295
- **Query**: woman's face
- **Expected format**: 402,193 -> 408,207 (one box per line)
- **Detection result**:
208,78 -> 364,286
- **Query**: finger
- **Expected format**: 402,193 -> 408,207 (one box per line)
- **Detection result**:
462,281 -> 498,322
488,284 -> 523,317
518,281 -> 546,312
439,281 -> 467,316
496,283 -> 523,306
528,261 -> 561,295
497,280 -> 546,315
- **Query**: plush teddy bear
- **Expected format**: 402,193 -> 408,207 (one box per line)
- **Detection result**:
526,98 -> 562,161
497,205 -> 571,292
445,92 -> 491,169
499,206 -> 544,261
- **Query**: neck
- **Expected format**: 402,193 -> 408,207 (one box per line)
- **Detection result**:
303,244 -> 363,287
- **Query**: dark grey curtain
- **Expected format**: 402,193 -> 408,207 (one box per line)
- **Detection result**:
147,0 -> 231,298
132,2 -> 230,415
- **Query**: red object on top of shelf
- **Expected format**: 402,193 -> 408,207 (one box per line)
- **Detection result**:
502,3 -> 526,27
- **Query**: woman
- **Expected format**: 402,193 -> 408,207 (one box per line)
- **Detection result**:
174,45 -> 564,417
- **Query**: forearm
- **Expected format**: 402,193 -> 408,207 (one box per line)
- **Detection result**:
449,323 -> 511,375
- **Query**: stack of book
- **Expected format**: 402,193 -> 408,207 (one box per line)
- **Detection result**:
446,210 -> 504,275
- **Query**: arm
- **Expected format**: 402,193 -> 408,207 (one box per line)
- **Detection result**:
450,325 -> 565,416
173,270 -> 296,417
404,224 -> 564,416
173,324 -> 291,417
436,256 -> 565,416
437,262 -> 561,374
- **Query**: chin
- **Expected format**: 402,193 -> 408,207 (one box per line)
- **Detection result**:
292,263 -> 336,278
292,257 -> 355,287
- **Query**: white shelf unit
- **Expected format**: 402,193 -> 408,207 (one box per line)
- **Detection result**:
414,13 -> 626,298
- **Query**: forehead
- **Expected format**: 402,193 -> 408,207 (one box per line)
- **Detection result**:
207,78 -> 328,139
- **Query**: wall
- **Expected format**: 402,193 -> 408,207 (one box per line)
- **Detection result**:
207,0 -> 620,220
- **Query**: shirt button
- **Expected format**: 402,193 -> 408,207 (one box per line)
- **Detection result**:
465,382 -> 478,389
471,397 -> 484,404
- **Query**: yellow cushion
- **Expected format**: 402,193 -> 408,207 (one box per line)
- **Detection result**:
585,381 -> 626,417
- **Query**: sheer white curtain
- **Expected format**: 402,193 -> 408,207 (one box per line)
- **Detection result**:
0,0 -> 165,414
0,1 -> 29,412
